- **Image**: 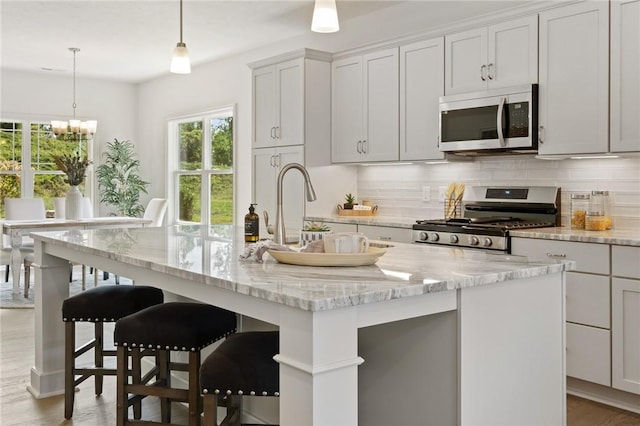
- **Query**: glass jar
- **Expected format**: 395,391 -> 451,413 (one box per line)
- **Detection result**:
571,194 -> 589,229
585,190 -> 610,231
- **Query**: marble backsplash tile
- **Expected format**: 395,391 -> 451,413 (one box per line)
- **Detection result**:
357,157 -> 640,229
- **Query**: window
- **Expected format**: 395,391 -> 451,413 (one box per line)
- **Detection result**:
169,107 -> 235,226
0,119 -> 88,218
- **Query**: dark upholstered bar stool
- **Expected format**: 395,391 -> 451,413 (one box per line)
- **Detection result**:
114,302 -> 237,426
200,331 -> 279,426
62,285 -> 164,419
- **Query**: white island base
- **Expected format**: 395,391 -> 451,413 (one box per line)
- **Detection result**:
29,227 -> 567,425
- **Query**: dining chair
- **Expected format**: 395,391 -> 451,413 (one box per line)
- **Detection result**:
143,198 -> 168,227
3,198 -> 45,296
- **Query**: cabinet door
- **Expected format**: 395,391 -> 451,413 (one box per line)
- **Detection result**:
252,66 -> 277,149
252,148 -> 277,236
567,272 -> 610,329
363,48 -> 399,162
332,56 -> 363,163
539,1 -> 609,155
275,146 -> 306,235
400,38 -> 445,161
445,27 -> 487,94
488,15 -> 538,89
610,0 -> 640,153
277,58 -> 304,147
612,277 -> 640,394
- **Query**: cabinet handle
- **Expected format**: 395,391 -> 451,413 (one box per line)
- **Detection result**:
275,153 -> 281,168
480,65 -> 487,81
357,140 -> 362,153
269,155 -> 275,167
538,126 -> 545,144
270,127 -> 276,139
275,126 -> 280,139
362,140 -> 368,154
379,236 -> 392,241
546,252 -> 567,259
487,63 -> 494,80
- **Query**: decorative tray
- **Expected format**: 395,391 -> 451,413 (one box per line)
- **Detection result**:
267,247 -> 386,267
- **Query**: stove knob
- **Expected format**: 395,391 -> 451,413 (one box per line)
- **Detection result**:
470,236 -> 480,246
419,232 -> 428,241
483,238 -> 493,247
429,233 -> 440,242
449,235 -> 459,243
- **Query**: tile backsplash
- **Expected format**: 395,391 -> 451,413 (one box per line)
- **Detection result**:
357,156 -> 640,229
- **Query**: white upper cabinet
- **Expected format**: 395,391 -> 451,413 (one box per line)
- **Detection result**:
332,48 -> 399,163
400,38 -> 445,161
445,15 -> 538,95
252,58 -> 304,148
610,0 -> 640,153
538,1 -> 609,155
251,50 -> 331,153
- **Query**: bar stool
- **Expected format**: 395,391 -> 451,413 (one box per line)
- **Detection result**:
62,285 -> 164,419
200,331 -> 279,426
114,302 -> 237,426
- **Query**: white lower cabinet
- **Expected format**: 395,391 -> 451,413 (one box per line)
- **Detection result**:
612,245 -> 640,395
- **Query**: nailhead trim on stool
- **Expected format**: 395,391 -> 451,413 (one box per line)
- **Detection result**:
114,302 -> 237,426
61,285 -> 164,420
200,331 -> 279,426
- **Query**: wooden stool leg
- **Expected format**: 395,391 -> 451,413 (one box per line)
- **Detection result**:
116,346 -> 127,426
131,347 -> 142,419
64,322 -> 76,419
94,322 -> 104,396
202,394 -> 218,426
158,350 -> 171,423
188,351 -> 202,426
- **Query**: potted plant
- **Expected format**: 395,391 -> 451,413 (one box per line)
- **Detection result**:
96,139 -> 149,217
344,193 -> 357,210
299,221 -> 332,247
53,152 -> 92,219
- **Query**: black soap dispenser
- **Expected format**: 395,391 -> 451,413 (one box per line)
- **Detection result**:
244,204 -> 259,242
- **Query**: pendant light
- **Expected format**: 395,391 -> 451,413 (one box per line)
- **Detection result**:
311,0 -> 340,33
170,0 -> 191,74
51,48 -> 97,142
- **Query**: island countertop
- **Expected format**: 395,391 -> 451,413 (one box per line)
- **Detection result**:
31,224 -> 574,312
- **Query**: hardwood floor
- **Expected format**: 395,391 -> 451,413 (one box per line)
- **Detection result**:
2,307 -> 639,425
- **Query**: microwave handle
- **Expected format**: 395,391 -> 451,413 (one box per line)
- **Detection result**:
497,97 -> 506,147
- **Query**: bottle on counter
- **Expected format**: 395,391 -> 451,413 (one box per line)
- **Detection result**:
571,194 -> 589,230
244,203 -> 259,242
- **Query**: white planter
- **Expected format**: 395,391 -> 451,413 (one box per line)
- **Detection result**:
65,185 -> 83,220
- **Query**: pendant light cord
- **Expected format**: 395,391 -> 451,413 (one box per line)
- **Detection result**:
70,47 -> 79,119
179,0 -> 183,43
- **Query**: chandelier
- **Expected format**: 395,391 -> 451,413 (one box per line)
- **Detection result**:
51,48 -> 97,142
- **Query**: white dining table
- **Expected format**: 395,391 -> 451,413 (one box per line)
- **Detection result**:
2,217 -> 151,294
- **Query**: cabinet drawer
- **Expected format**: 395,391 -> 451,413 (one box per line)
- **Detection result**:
324,222 -> 358,233
612,246 -> 640,279
567,272 -> 610,329
358,225 -> 412,244
566,323 -> 611,386
511,238 -> 609,274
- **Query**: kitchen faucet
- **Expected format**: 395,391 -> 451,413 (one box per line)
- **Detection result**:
274,163 -> 317,245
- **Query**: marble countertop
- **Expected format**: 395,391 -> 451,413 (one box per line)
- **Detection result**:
31,225 -> 574,312
510,227 -> 640,246
305,215 -> 416,228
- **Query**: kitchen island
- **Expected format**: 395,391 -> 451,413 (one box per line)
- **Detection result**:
29,225 -> 574,425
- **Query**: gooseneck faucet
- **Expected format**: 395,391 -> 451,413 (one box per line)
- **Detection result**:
274,163 -> 317,245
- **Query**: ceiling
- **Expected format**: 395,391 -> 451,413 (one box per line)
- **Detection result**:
1,1 -> 538,84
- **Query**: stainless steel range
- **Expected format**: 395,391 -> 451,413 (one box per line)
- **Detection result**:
413,186 -> 560,253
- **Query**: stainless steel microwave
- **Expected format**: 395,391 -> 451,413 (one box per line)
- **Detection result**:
439,84 -> 538,154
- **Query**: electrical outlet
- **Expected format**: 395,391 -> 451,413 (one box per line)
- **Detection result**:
438,186 -> 447,202
422,186 -> 431,202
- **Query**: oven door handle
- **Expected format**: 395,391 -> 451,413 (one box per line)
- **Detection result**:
497,96 -> 506,147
